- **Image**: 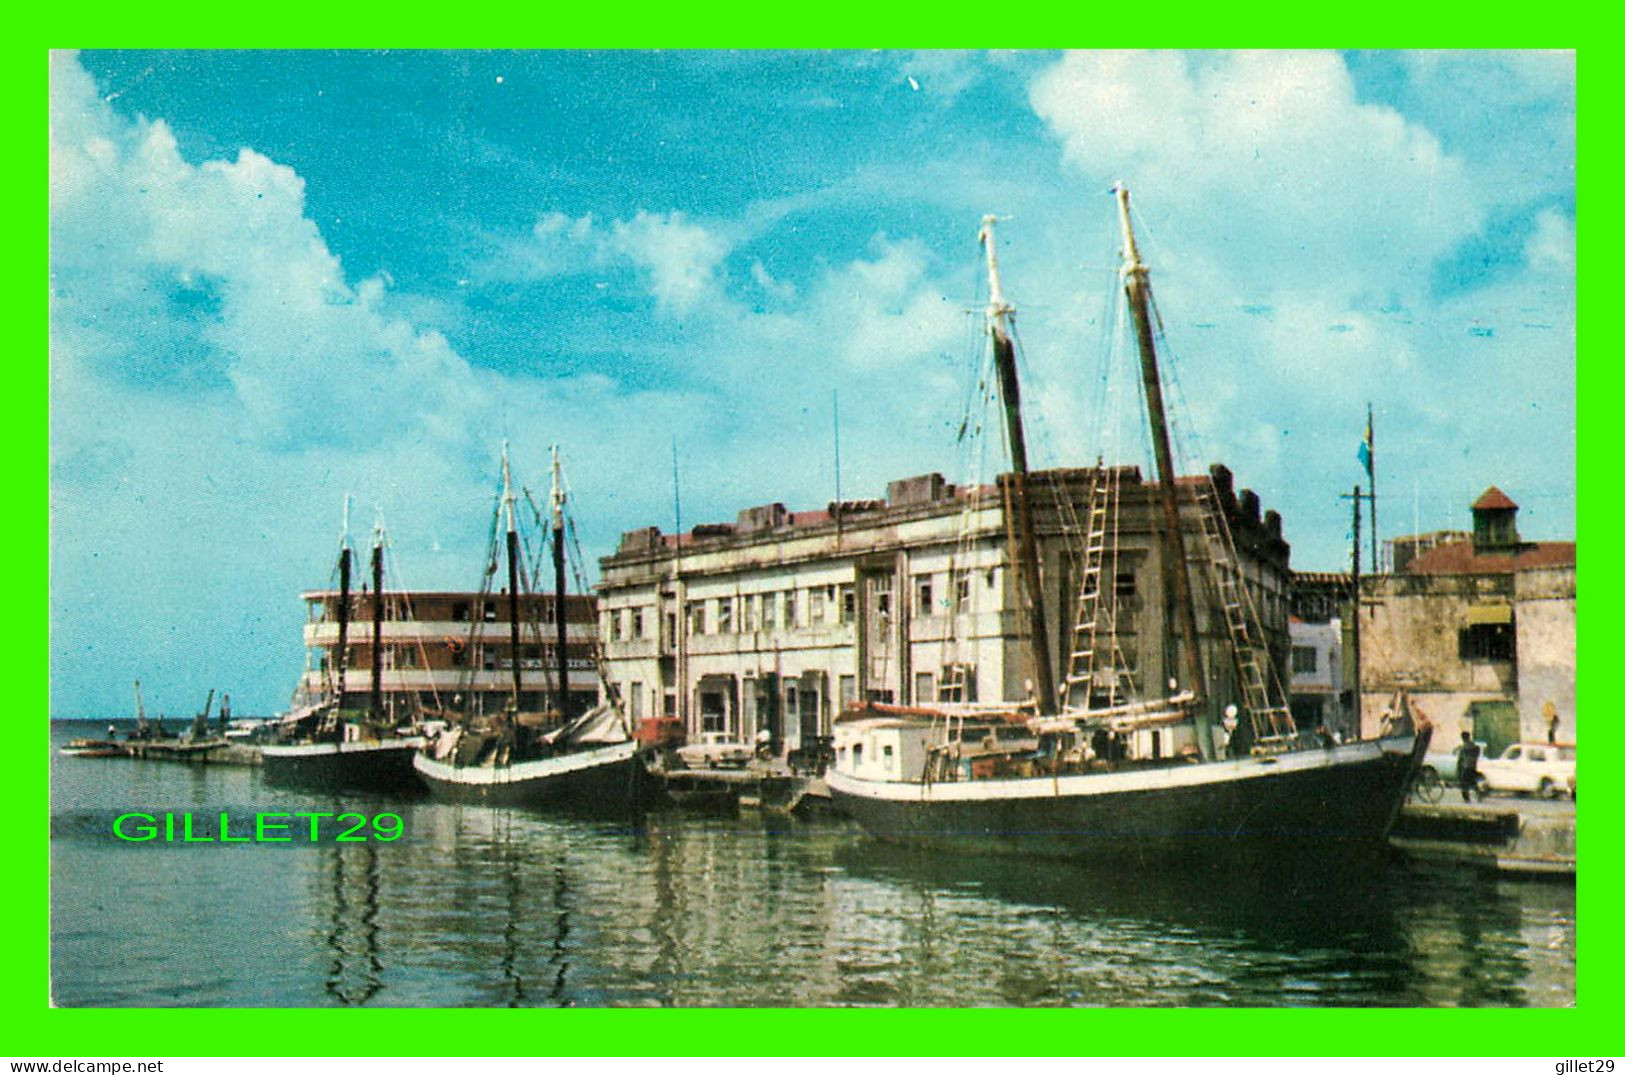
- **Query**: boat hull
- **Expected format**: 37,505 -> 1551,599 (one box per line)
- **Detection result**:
413,740 -> 652,812
826,738 -> 1421,867
260,738 -> 425,794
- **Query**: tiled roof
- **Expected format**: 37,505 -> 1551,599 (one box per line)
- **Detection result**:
1407,539 -> 1575,575
1472,486 -> 1519,511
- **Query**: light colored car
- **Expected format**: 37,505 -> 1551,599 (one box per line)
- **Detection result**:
676,731 -> 752,769
1478,742 -> 1576,798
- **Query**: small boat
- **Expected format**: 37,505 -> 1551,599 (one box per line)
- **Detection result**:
826,188 -> 1428,867
59,740 -> 124,758
414,445 -> 649,811
261,508 -> 424,793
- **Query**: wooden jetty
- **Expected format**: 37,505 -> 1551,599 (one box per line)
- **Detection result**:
63,739 -> 263,767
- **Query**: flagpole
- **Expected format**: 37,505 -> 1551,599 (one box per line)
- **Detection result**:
1365,402 -> 1378,571
1366,403 -> 1379,573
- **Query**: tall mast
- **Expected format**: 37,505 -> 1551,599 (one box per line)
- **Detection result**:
335,497 -> 352,710
979,215 -> 1057,714
370,512 -> 384,727
551,445 -> 570,720
1114,183 -> 1210,754
133,679 -> 148,735
502,443 -> 523,713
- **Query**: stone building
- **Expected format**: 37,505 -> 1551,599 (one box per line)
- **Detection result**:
1357,487 -> 1575,754
1287,571 -> 1347,740
596,464 -> 1292,755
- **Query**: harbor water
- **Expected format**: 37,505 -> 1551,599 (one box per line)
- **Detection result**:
49,721 -> 1575,1007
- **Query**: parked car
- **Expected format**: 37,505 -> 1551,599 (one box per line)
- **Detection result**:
676,731 -> 752,769
1478,742 -> 1576,798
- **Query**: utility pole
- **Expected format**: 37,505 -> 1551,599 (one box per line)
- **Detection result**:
1340,485 -> 1372,737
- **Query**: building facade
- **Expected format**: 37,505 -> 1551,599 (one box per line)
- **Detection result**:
297,589 -> 600,721
1357,487 -> 1575,754
597,464 -> 1292,755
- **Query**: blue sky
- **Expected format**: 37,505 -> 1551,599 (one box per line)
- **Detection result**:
49,50 -> 1575,717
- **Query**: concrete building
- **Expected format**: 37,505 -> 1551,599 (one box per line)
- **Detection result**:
296,589 -> 600,721
1287,571 -> 1350,739
1357,487 -> 1575,754
597,464 -> 1292,755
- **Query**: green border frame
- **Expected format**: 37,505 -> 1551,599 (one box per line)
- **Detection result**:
21,30 -> 1607,1057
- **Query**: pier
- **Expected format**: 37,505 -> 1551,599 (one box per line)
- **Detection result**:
1391,796 -> 1574,877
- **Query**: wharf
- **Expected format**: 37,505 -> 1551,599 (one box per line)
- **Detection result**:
653,759 -> 831,814
1390,796 -> 1574,877
67,739 -> 263,766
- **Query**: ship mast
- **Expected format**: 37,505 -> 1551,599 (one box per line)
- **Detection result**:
551,446 -> 570,721
1114,183 -> 1212,756
370,512 -> 384,728
502,443 -> 524,713
335,497 -> 352,711
979,216 -> 1057,715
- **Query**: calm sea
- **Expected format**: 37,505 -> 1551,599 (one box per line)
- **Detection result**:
49,720 -> 1575,1007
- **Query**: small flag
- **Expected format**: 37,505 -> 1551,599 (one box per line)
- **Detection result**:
1357,413 -> 1373,478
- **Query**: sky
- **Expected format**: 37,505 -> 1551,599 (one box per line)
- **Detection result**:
48,49 -> 1576,717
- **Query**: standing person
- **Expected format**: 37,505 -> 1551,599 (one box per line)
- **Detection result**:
1545,701 -> 1560,744
1457,730 -> 1482,803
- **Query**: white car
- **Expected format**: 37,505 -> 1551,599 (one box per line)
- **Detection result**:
676,732 -> 752,769
1478,742 -> 1575,798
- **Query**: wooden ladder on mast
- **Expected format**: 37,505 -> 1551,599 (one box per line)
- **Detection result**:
1190,478 -> 1296,746
1062,464 -> 1116,712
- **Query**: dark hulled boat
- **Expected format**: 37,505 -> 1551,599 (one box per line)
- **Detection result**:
826,188 -> 1427,864
261,510 -> 424,794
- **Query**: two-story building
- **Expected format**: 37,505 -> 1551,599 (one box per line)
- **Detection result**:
1357,487 -> 1575,753
596,464 -> 1292,756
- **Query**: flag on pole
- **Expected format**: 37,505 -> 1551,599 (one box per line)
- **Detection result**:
1357,413 -> 1373,478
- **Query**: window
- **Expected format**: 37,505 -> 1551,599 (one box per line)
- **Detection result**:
840,586 -> 856,624
629,682 -> 644,721
839,675 -> 857,707
688,601 -> 706,635
763,593 -> 778,630
809,587 -> 827,625
939,664 -> 977,703
1459,623 -> 1514,661
743,595 -> 758,632
483,603 -> 497,622
882,743 -> 895,772
1292,646 -> 1318,674
1116,572 -> 1137,598
452,602 -> 471,622
852,741 -> 863,766
914,671 -> 936,703
606,612 -> 621,642
717,597 -> 733,633
784,590 -> 797,628
954,571 -> 972,608
632,608 -> 645,639
914,575 -> 935,618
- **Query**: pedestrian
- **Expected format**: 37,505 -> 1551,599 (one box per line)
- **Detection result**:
1457,730 -> 1481,803
1545,702 -> 1560,744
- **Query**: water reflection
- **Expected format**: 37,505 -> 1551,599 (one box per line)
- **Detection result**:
50,723 -> 1574,1008
320,841 -> 383,1005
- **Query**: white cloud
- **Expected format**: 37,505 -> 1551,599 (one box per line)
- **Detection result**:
608,210 -> 730,316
